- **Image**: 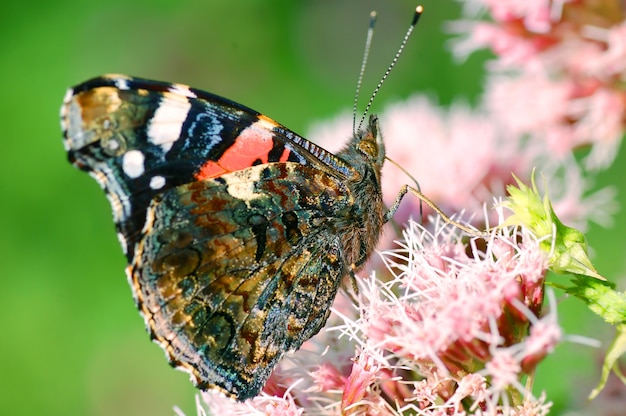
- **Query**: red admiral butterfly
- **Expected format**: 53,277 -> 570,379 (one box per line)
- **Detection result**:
61,7 -> 423,401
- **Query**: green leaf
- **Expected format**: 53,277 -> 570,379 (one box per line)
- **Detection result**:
589,324 -> 626,399
504,172 -> 604,281
565,277 -> 626,326
563,277 -> 626,399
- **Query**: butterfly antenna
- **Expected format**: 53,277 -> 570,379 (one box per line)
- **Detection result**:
357,5 -> 423,132
353,11 -> 378,137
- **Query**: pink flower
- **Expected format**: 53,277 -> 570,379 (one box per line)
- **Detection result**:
450,0 -> 626,169
341,352 -> 380,413
483,75 -> 572,154
190,209 -> 561,415
521,318 -> 562,373
309,362 -> 345,392
510,393 -> 553,416
198,390 -> 304,416
485,349 -> 522,392
580,21 -> 626,79
571,87 -> 626,169
262,396 -> 304,416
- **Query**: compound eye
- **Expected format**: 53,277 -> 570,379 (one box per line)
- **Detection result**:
357,139 -> 378,159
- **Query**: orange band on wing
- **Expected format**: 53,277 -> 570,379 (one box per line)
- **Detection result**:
195,120 -> 291,180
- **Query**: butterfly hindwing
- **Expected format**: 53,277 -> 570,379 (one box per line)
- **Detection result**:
131,162 -> 351,398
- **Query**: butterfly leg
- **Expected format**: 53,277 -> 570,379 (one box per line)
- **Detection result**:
347,267 -> 360,297
383,184 -> 409,223
386,184 -> 489,237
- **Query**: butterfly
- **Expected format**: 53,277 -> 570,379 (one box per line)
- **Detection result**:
61,7 -> 424,401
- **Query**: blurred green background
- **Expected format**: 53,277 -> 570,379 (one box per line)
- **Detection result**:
2,0 -> 624,415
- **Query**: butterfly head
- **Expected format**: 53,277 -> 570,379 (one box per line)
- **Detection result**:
358,114 -> 384,162
340,114 -> 385,185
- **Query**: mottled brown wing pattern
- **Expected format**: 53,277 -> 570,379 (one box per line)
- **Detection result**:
129,162 -> 353,399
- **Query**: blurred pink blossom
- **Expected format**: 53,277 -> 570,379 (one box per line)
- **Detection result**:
307,94 -> 615,232
308,99 -> 521,224
449,0 -> 626,169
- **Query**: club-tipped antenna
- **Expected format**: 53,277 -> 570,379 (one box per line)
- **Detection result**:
356,5 -> 423,133
352,11 -> 378,136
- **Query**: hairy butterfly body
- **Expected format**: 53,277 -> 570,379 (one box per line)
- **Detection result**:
61,74 -> 387,400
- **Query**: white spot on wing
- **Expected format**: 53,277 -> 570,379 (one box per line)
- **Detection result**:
150,175 -> 166,190
255,116 -> 278,132
224,166 -> 263,202
169,83 -> 197,99
147,92 -> 191,153
122,150 -> 145,178
115,78 -> 130,90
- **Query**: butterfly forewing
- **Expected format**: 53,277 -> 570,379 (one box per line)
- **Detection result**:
62,75 -> 355,259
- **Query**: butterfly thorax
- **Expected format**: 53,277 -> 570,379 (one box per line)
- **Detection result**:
335,115 -> 385,270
